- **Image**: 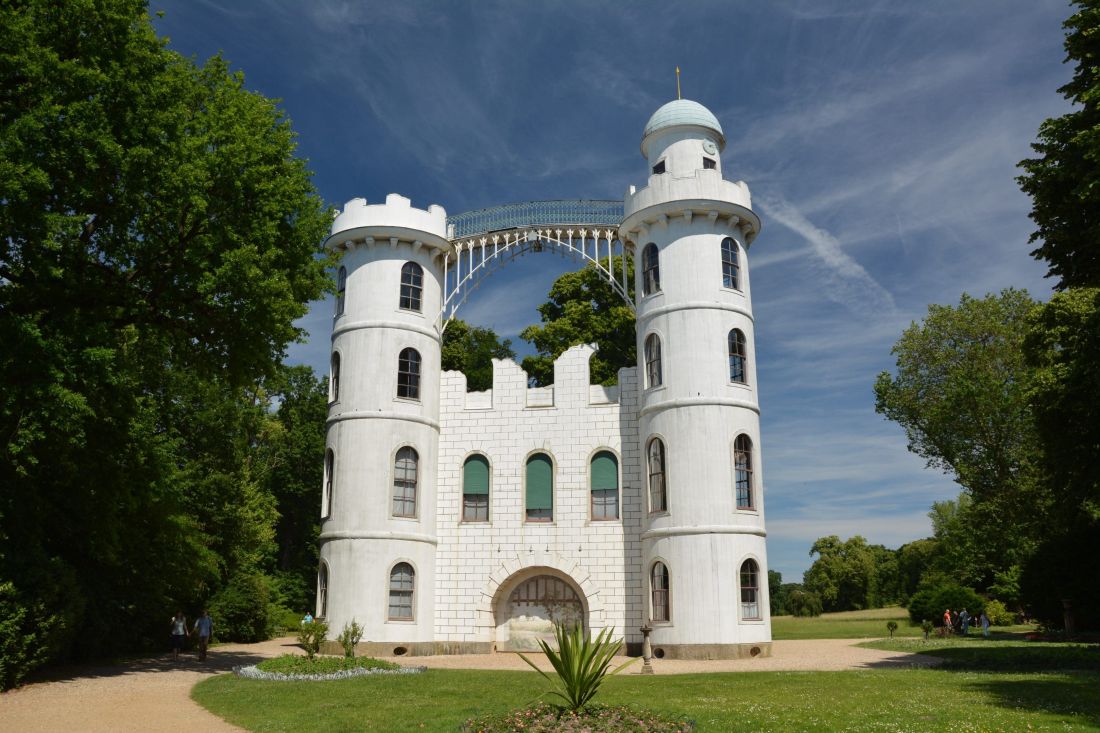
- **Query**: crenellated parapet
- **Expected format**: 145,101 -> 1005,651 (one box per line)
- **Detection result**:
440,344 -> 638,413
622,169 -> 759,246
326,193 -> 450,255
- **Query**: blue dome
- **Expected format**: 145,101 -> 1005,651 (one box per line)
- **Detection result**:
643,99 -> 724,143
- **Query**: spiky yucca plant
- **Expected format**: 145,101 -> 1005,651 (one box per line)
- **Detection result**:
519,624 -> 637,711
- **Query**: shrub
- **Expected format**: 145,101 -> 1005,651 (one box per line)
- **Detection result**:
257,653 -> 397,675
269,606 -> 302,633
786,589 -> 823,617
519,624 -> 636,712
920,620 -> 934,638
209,570 -> 273,643
886,621 -> 898,638
337,619 -> 363,658
297,620 -> 328,660
984,599 -> 1014,626
907,584 -> 984,626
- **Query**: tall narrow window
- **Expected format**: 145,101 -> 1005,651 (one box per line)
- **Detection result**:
399,262 -> 423,312
323,449 -> 334,518
525,453 -> 553,522
397,348 -> 420,399
651,562 -> 670,622
393,447 -> 418,517
722,237 -> 740,290
647,438 -> 667,512
642,243 -> 660,295
590,451 -> 619,520
740,559 -> 760,619
335,266 -> 347,316
735,435 -> 753,510
645,334 -> 662,388
330,352 -> 341,402
728,329 -> 747,384
317,563 -> 328,618
462,454 -> 490,522
388,562 -> 415,620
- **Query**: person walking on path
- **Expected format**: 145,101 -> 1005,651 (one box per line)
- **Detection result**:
959,608 -> 970,636
170,611 -> 188,661
981,610 -> 991,638
192,610 -> 213,662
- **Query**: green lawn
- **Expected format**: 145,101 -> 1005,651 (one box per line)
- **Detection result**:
862,636 -> 1100,671
194,665 -> 1100,732
772,606 -> 1036,640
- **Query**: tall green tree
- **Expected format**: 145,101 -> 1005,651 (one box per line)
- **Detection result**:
0,0 -> 329,683
441,319 -> 516,392
521,257 -> 635,386
1017,0 -> 1100,630
873,290 -> 1044,593
803,535 -> 879,612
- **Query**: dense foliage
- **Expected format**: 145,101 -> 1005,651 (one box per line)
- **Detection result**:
521,257 -> 635,386
441,319 -> 516,391
906,585 -> 985,627
0,0 -> 329,687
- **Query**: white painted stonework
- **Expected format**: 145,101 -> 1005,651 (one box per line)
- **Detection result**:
318,100 -> 772,659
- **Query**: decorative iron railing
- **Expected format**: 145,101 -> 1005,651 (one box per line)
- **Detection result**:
446,199 -> 624,239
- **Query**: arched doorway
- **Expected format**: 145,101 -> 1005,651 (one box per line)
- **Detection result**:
494,570 -> 587,651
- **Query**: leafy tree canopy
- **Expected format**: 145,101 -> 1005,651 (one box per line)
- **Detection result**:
520,257 -> 635,387
1018,2 -> 1100,289
441,319 -> 516,392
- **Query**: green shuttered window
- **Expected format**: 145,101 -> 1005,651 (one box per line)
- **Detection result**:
462,454 -> 490,522
590,450 -> 619,520
526,453 -> 553,521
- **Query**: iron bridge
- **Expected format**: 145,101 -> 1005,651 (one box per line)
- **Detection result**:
439,199 -> 632,331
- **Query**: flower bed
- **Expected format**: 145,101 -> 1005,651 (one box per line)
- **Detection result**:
462,702 -> 694,733
234,654 -> 423,681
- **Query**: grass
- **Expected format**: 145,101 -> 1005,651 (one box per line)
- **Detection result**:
862,637 -> 1100,672
772,606 -> 1036,640
194,665 -> 1100,732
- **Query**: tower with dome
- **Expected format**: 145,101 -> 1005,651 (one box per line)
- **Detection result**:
318,98 -> 771,659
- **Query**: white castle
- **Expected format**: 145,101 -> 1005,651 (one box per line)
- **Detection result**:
318,98 -> 772,659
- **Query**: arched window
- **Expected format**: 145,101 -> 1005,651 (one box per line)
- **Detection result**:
335,266 -> 347,316
647,438 -> 667,513
651,562 -> 670,622
330,352 -> 341,402
525,453 -> 553,522
740,559 -> 760,619
722,237 -> 740,290
642,243 -> 660,296
590,450 -> 619,520
317,563 -> 328,618
728,329 -> 747,384
399,262 -> 423,312
734,435 -> 753,510
323,449 -> 334,518
644,334 -> 662,388
397,348 -> 420,399
393,447 -> 418,517
388,562 -> 415,620
462,454 -> 490,522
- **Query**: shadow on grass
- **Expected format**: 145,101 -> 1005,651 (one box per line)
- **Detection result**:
929,645 -> 1100,672
967,674 -> 1100,727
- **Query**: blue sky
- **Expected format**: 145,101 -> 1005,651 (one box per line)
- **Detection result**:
154,0 -> 1071,582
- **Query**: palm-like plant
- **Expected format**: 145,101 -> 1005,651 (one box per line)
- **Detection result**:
519,623 -> 637,712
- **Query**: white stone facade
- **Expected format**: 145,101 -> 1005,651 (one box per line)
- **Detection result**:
319,100 -> 772,659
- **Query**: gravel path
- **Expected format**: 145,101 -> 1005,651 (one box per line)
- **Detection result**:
0,637 -> 939,732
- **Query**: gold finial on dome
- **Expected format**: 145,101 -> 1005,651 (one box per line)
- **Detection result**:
675,66 -> 681,100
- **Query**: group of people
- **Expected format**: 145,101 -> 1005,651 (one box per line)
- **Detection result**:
169,609 -> 214,661
942,607 -> 990,637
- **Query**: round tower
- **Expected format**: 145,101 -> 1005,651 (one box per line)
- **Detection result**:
319,193 -> 449,655
622,99 -> 771,658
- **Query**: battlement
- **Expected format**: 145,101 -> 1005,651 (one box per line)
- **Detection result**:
327,193 -> 449,252
622,169 -> 759,244
440,344 -> 637,412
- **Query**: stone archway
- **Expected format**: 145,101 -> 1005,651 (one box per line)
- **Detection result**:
492,568 -> 588,652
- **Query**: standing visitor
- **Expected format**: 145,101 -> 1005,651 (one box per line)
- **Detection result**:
981,610 -> 991,638
942,608 -> 952,635
959,608 -> 970,636
170,611 -> 187,661
192,610 -> 213,662
302,611 -> 313,625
